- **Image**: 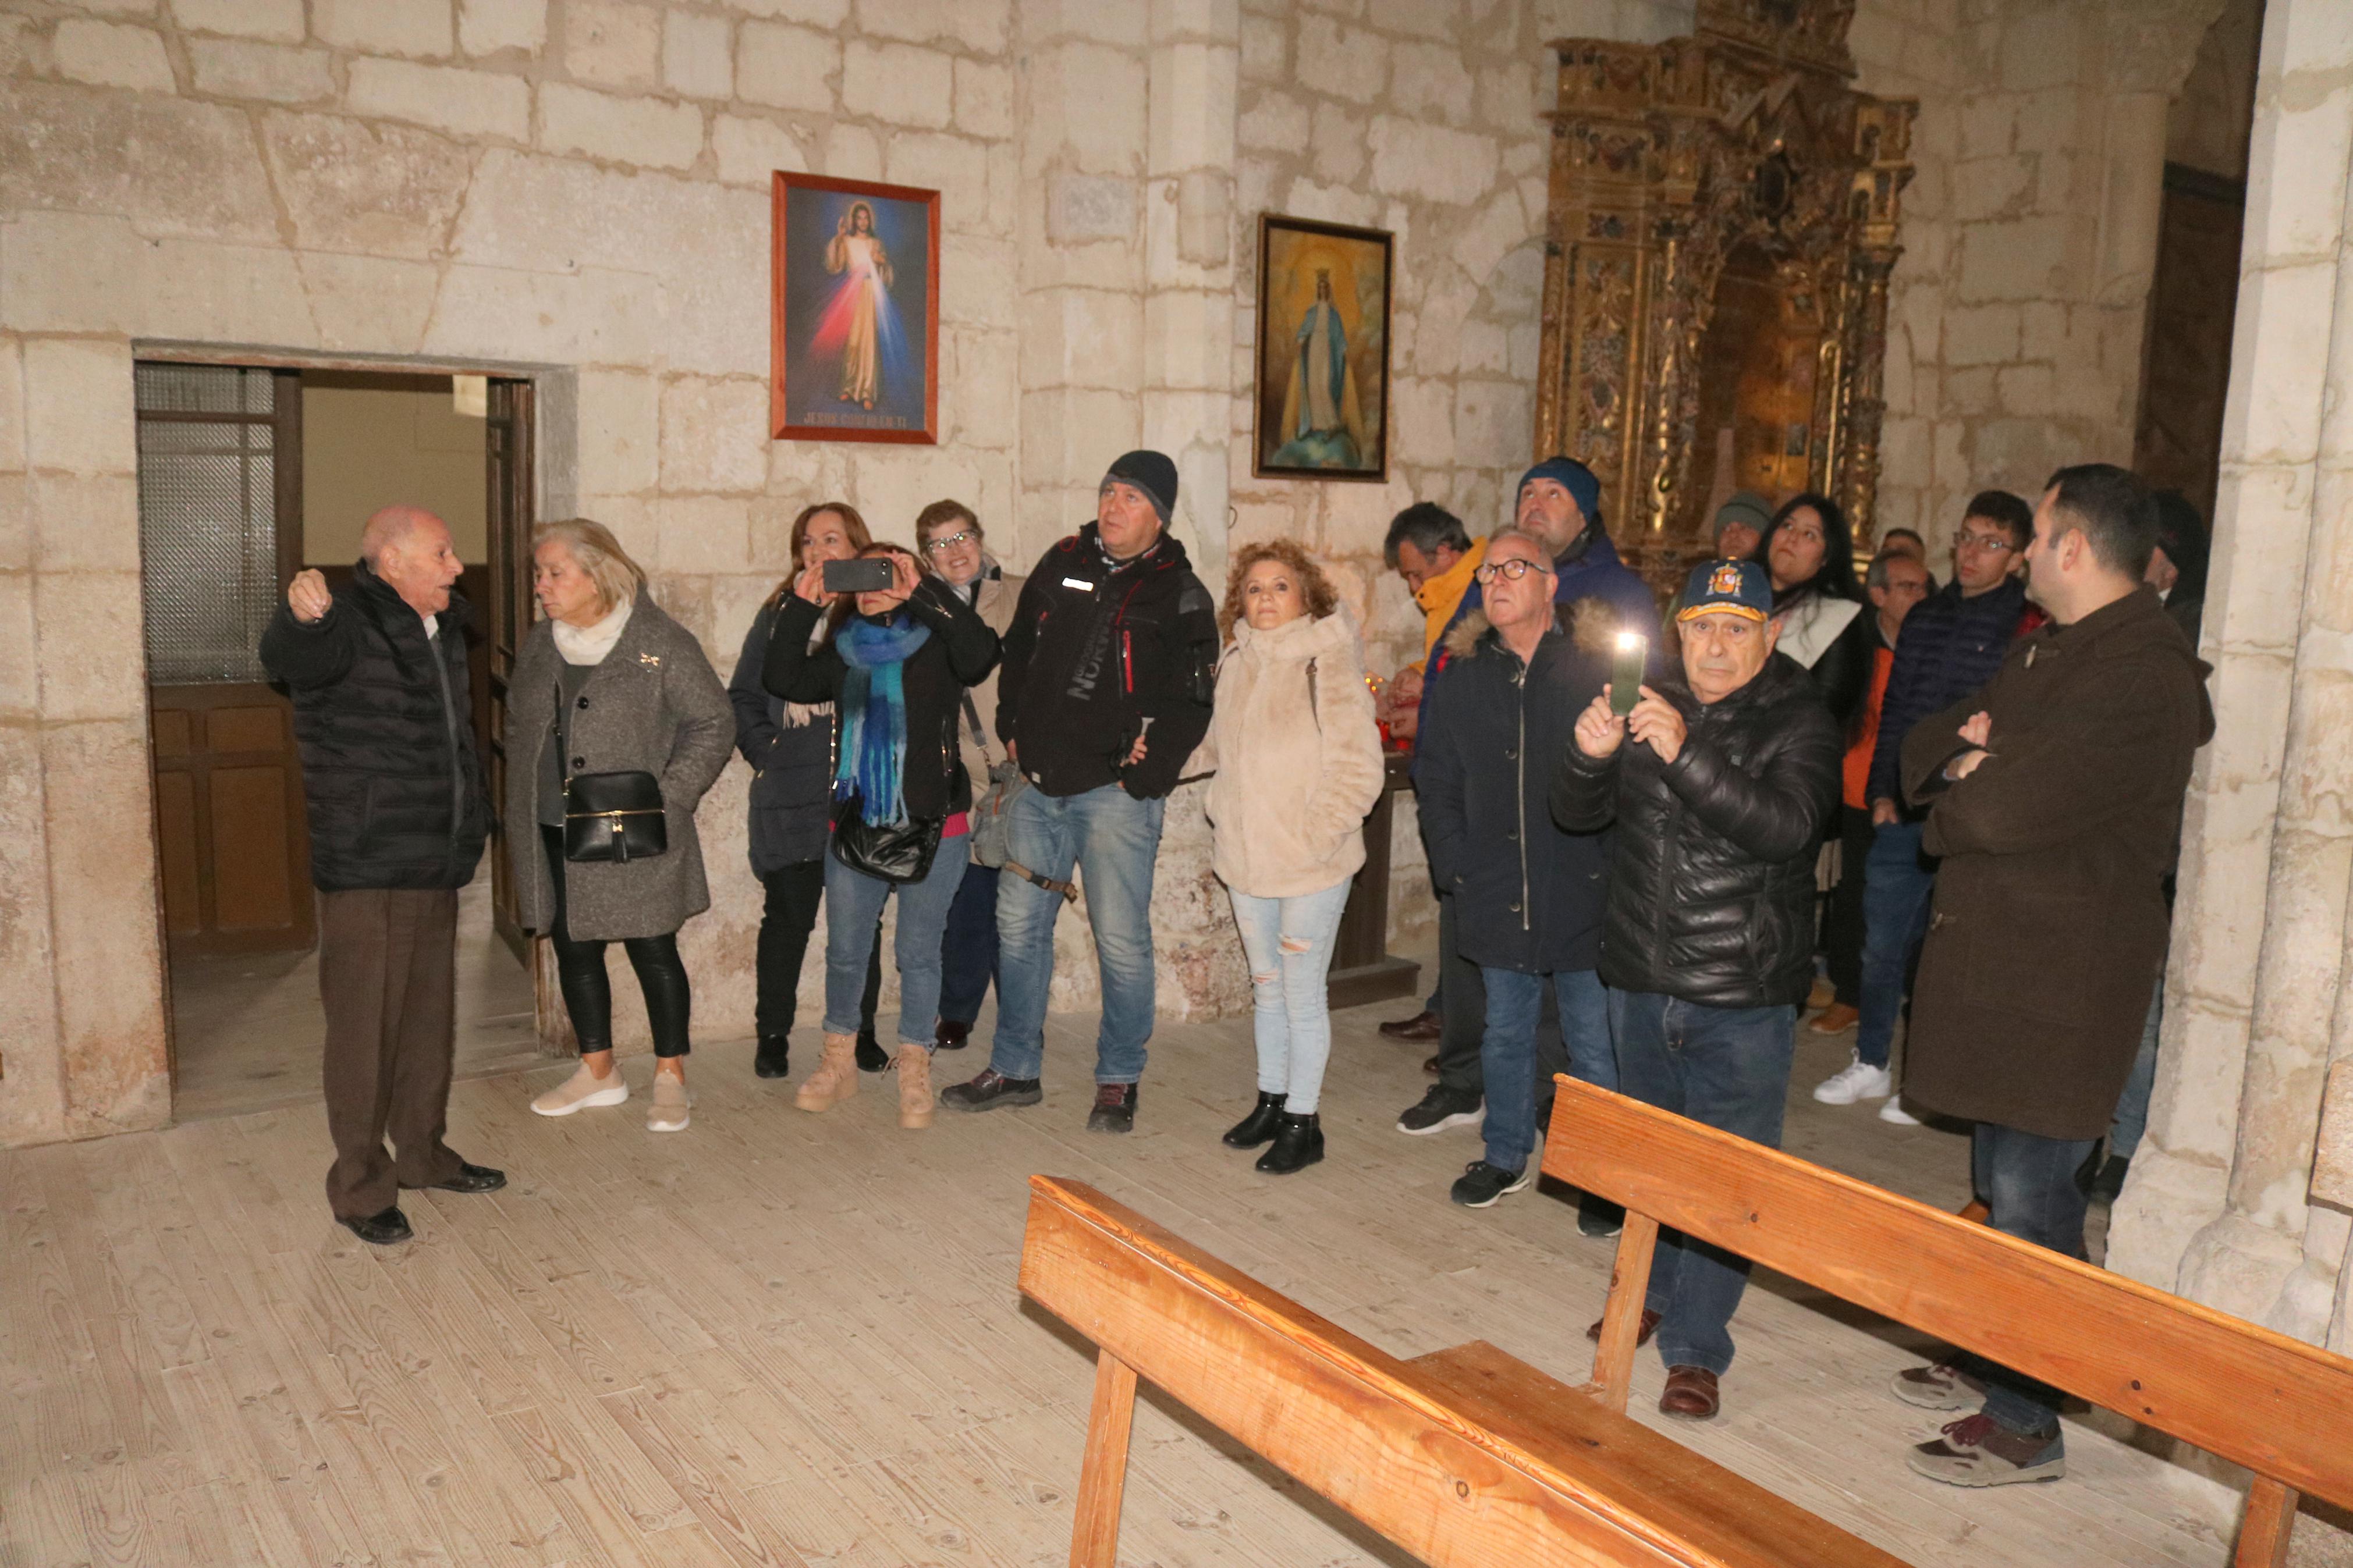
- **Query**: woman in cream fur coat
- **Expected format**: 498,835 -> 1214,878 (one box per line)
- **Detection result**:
1195,539 -> 1386,1174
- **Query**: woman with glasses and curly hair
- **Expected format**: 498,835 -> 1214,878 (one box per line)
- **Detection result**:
1191,539 -> 1385,1174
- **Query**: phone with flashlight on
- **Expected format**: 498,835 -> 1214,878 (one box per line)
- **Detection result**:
1611,632 -> 1648,717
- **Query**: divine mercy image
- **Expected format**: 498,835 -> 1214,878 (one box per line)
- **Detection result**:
773,176 -> 937,440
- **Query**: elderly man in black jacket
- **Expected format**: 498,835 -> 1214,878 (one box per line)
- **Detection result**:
1553,558 -> 1841,1423
1418,528 -> 1620,1217
258,506 -> 505,1247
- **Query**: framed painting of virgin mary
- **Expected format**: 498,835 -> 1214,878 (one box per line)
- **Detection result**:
771,172 -> 941,443
1252,214 -> 1393,481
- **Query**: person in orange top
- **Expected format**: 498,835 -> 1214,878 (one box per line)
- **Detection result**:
1812,548 -> 1931,1036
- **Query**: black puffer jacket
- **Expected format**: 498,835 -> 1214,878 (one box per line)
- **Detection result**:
1551,653 -> 1841,1008
258,563 -> 489,891
730,598 -> 836,874
1417,605 -> 1613,975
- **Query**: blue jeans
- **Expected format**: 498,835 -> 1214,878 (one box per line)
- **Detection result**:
936,861 -> 1000,1025
1969,1121 -> 2095,1440
1610,990 -> 1798,1377
1857,820 -> 1936,1069
1479,968 -> 1613,1174
2109,972 -> 2163,1161
1227,880 -> 1353,1114
822,833 -> 969,1047
988,783 -> 1165,1085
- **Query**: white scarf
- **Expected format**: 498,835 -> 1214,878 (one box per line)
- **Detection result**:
552,597 -> 633,666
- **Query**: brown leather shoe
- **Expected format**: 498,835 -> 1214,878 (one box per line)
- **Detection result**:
1379,1009 -> 1442,1042
1584,1308 -> 1662,1347
1422,1054 -> 1440,1075
1659,1366 -> 1719,1420
1807,1002 -> 1860,1034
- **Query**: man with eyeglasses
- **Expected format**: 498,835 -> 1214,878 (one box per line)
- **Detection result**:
1813,490 -> 2045,1116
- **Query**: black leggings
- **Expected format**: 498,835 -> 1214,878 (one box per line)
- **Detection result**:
541,825 -> 692,1058
754,858 -> 882,1041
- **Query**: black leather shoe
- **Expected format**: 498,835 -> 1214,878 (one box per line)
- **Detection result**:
1255,1112 -> 1323,1175
938,1068 -> 1043,1112
420,1162 -> 506,1195
855,1031 -> 889,1072
1222,1091 -> 1286,1148
1087,1083 -> 1138,1134
1379,1009 -> 1443,1042
754,1035 -> 791,1078
340,1206 -> 412,1245
935,1019 -> 971,1051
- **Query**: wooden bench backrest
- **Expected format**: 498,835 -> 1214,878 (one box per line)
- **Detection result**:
1541,1076 -> 2353,1513
1017,1175 -> 1906,1568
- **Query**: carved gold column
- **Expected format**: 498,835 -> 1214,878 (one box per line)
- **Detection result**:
1835,99 -> 1915,551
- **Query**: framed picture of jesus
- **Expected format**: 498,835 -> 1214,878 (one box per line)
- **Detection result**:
771,173 -> 941,443
1252,214 -> 1393,482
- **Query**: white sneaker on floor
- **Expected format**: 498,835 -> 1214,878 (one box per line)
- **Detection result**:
1879,1096 -> 1921,1125
1812,1055 -> 1894,1104
532,1063 -> 629,1116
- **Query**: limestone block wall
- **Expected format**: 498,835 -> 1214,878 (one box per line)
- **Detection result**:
2110,0 -> 2353,1359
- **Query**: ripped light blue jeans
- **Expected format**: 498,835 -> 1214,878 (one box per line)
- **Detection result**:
1226,880 -> 1354,1115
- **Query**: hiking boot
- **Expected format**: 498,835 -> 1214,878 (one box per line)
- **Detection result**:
1254,1112 -> 1323,1175
1891,1361 -> 1986,1411
1397,1083 -> 1483,1136
1087,1083 -> 1138,1134
532,1062 -> 629,1117
855,1030 -> 889,1072
794,1033 -> 860,1112
1449,1160 -> 1531,1208
1907,1413 -> 2066,1487
939,1069 -> 1043,1112
1222,1091 -> 1286,1149
894,1044 -> 934,1130
754,1035 -> 790,1079
1378,1009 -> 1442,1041
1659,1366 -> 1719,1421
1813,1053 -> 1894,1104
647,1075 -> 691,1133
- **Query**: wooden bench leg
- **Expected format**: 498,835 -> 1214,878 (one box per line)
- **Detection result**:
1069,1349 -> 1140,1568
1590,1210 -> 1660,1414
2234,1477 -> 2298,1567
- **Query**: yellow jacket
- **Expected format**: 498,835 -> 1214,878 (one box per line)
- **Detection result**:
1413,536 -> 1486,662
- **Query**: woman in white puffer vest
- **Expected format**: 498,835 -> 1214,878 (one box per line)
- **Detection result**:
1194,539 -> 1386,1175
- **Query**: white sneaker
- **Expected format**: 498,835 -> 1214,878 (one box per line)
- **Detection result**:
1879,1097 -> 1921,1125
1812,1055 -> 1894,1105
531,1062 -> 629,1116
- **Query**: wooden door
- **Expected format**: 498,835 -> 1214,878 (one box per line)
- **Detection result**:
484,377 -> 536,958
136,363 -> 314,955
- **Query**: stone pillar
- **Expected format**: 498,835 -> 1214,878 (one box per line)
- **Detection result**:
2109,0 -> 2353,1350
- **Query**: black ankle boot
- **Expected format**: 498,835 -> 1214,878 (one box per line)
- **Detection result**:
754,1036 -> 790,1079
1255,1111 -> 1323,1175
1222,1091 -> 1286,1149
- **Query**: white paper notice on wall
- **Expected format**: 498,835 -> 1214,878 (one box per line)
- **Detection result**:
452,374 -> 488,419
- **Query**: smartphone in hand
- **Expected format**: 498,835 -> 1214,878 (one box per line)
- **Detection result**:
823,557 -> 895,595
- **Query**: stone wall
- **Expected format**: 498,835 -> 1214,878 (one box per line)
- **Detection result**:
0,0 -> 1702,1144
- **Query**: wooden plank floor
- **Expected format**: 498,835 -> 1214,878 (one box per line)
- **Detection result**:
1,1001 -> 2238,1567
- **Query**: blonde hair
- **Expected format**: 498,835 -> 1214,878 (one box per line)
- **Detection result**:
533,517 -> 645,617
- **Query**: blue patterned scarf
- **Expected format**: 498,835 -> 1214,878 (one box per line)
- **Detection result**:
834,612 -> 932,826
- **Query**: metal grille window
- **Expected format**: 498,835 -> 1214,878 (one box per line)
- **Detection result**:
134,364 -> 293,685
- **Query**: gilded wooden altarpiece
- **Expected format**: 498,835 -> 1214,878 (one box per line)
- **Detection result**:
1533,0 -> 1914,588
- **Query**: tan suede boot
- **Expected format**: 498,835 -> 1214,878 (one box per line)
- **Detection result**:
794,1033 -> 860,1112
895,1044 -> 934,1130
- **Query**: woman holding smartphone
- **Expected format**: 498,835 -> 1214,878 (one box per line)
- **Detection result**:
763,542 -> 1000,1129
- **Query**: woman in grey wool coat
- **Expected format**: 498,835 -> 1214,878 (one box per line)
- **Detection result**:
507,518 -> 733,1133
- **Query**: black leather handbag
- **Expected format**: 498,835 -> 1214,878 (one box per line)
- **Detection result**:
830,793 -> 943,884
563,770 -> 669,863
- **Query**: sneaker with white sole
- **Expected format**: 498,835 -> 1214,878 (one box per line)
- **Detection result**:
1879,1096 -> 1921,1125
532,1063 -> 629,1117
1396,1084 -> 1483,1135
1812,1054 -> 1894,1104
1890,1361 -> 1985,1411
1906,1413 -> 2066,1487
647,1075 -> 691,1133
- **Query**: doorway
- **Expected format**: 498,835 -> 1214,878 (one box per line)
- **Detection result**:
136,360 -> 544,1121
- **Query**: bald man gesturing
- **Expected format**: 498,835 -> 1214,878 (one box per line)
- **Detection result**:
260,506 -> 507,1245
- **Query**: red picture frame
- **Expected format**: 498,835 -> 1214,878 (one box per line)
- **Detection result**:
770,172 -> 941,443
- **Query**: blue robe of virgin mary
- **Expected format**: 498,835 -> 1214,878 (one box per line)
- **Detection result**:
1271,300 -> 1363,470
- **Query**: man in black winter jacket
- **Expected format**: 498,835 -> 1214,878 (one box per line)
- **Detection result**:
257,506 -> 505,1247
1416,529 -> 1618,1217
939,450 -> 1218,1134
1553,558 -> 1841,1424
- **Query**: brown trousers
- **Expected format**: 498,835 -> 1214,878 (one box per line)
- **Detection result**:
318,887 -> 466,1218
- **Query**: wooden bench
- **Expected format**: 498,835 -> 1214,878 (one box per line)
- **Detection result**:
1018,1174 -> 1908,1567
1542,1075 -> 2353,1566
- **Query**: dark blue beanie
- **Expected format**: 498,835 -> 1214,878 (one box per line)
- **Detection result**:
1518,457 -> 1602,524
